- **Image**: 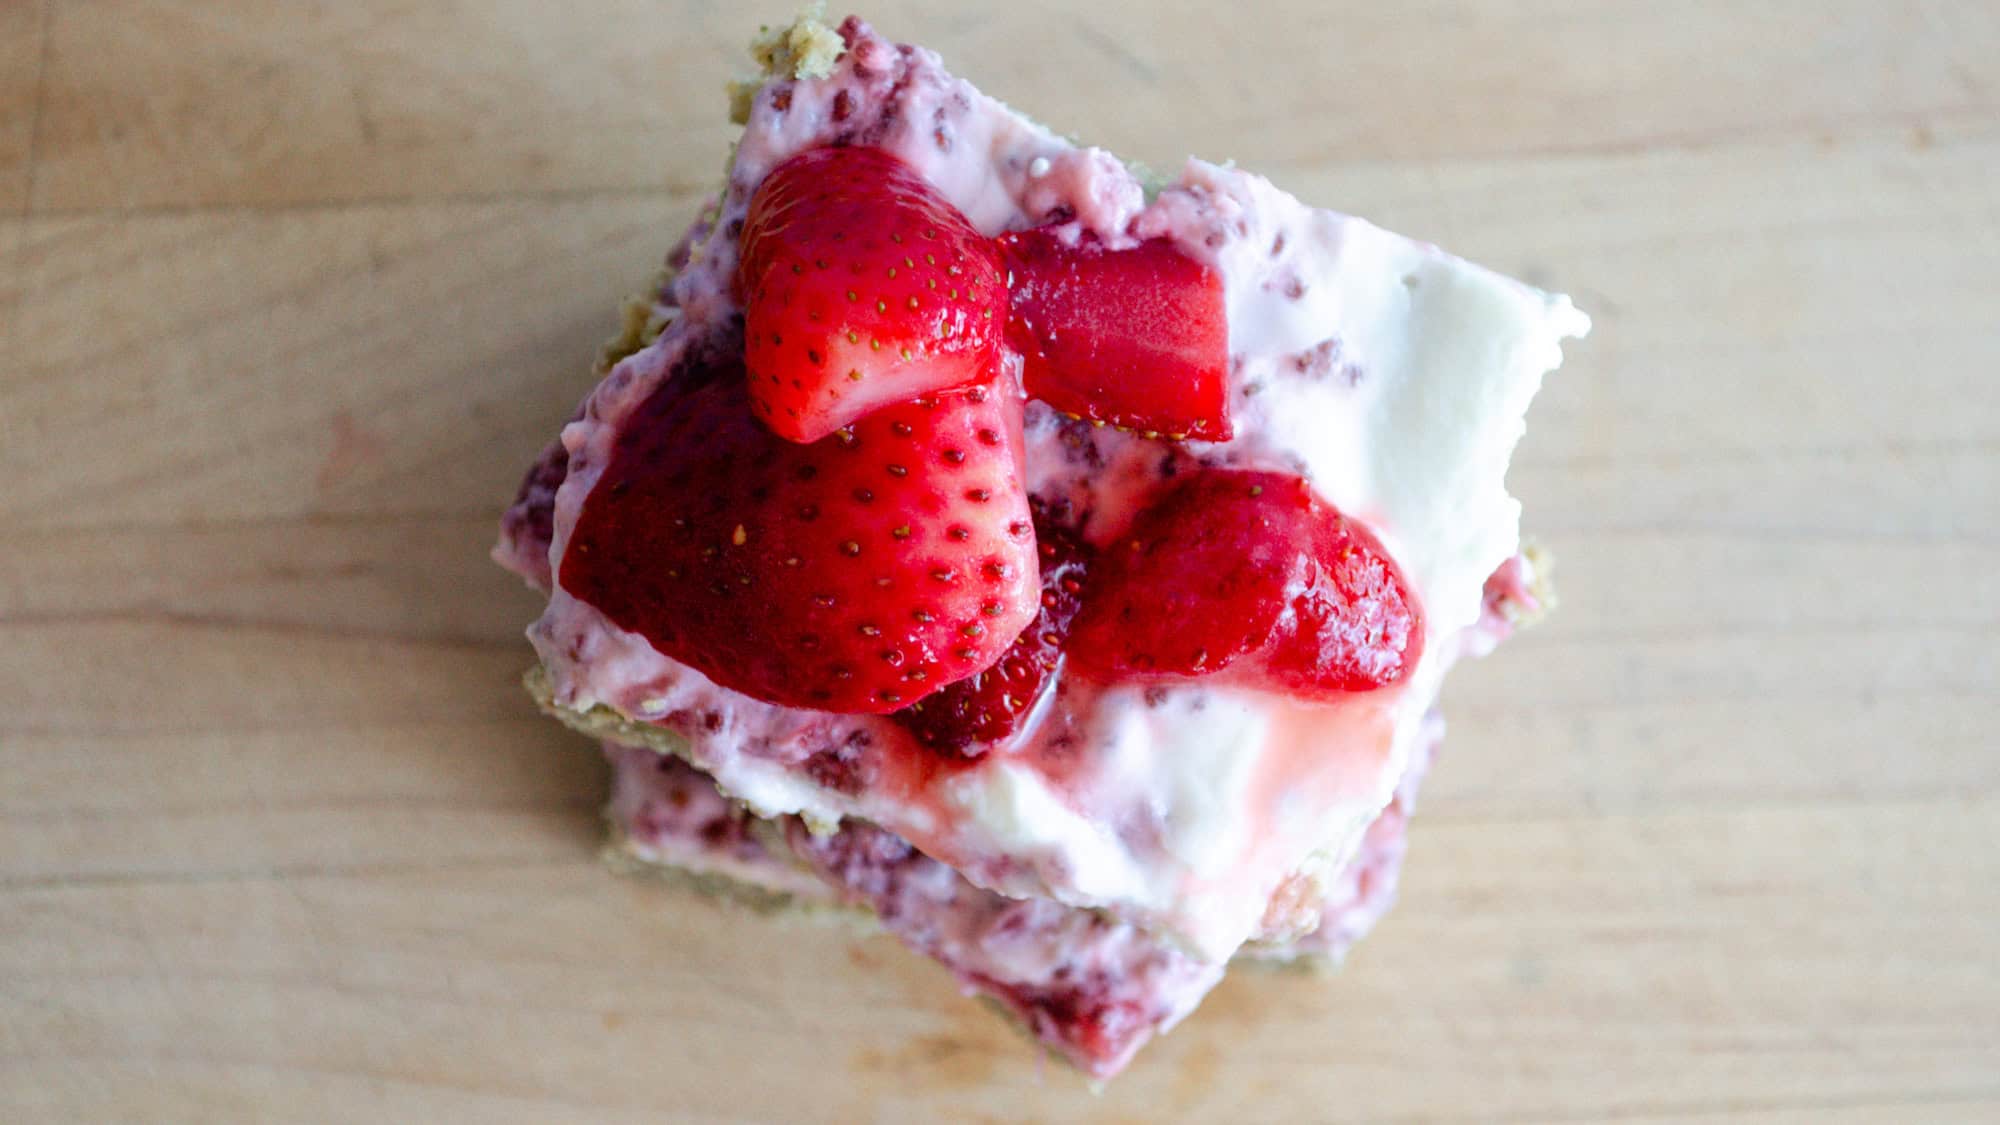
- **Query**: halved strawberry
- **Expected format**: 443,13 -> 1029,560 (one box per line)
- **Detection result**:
892,504 -> 1090,756
738,146 -> 1007,444
997,229 -> 1231,442
559,357 -> 1039,714
1067,470 -> 1420,696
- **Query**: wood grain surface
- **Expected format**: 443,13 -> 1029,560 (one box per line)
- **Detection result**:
4,2 -> 1997,1121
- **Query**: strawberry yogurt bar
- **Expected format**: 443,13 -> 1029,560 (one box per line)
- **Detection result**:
494,12 -> 1583,1078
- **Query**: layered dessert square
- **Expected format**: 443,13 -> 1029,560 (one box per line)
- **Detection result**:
495,12 -> 1584,1078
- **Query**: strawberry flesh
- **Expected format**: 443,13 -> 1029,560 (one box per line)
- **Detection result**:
998,229 -> 1231,442
738,146 -> 1007,444
1067,471 -> 1420,696
560,356 -> 1039,714
892,503 -> 1090,756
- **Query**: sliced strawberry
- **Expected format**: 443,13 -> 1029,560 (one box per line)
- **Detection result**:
1067,470 -> 1420,696
738,146 -> 1007,444
892,504 -> 1090,756
559,357 -> 1039,714
997,229 -> 1231,442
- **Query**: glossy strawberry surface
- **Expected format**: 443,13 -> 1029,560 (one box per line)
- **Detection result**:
561,360 -> 1039,713
739,146 -> 1006,444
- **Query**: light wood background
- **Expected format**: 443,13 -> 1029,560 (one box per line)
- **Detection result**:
4,3 -> 1997,1121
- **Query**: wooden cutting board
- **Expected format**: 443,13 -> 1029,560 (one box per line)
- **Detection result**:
4,3 -> 1996,1120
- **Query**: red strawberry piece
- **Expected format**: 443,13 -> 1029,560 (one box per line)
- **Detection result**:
997,229 -> 1231,442
559,357 -> 1039,714
1067,470 -> 1420,696
738,146 -> 1007,444
892,503 -> 1090,756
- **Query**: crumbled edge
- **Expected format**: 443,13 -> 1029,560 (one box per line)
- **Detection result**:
604,824 -> 875,932
528,664 -> 696,761
1123,159 -> 1169,204
1519,540 -> 1559,622
602,828 -> 804,914
729,4 -> 846,125
597,265 -> 679,374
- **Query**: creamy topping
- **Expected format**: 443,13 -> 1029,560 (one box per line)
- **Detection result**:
528,18 -> 1584,962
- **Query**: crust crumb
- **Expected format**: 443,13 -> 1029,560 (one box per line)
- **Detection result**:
597,266 -> 677,373
726,80 -> 760,127
751,5 -> 844,80
1518,540 -> 1559,624
730,5 -> 845,124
